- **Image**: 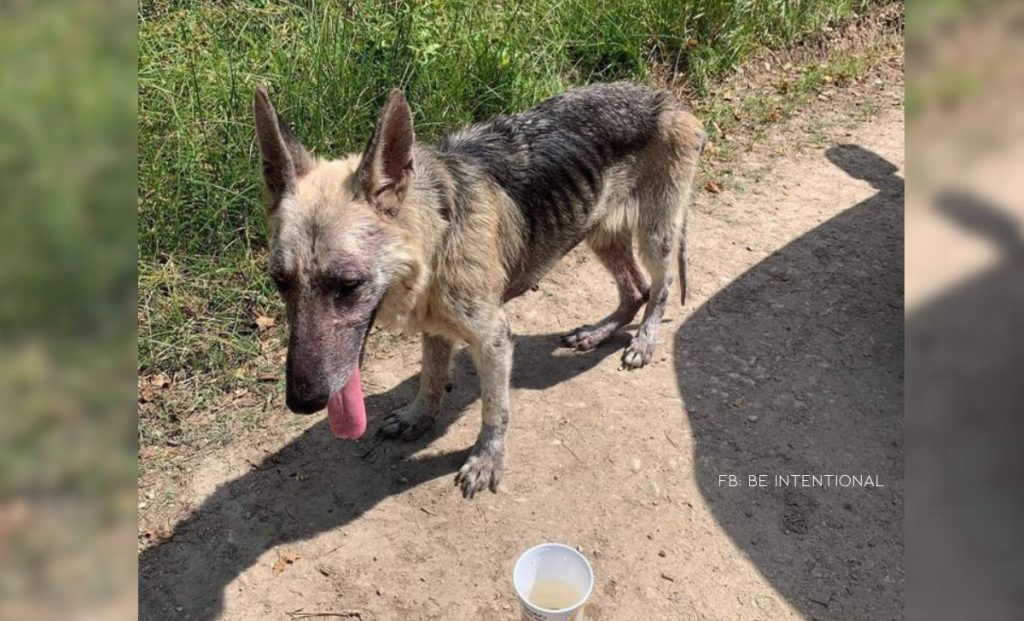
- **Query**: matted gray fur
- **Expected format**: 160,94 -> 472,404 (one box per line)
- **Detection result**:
254,82 -> 705,498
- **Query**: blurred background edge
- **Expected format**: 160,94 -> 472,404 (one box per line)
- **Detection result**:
0,1 -> 138,620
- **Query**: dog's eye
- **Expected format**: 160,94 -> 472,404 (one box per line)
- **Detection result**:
334,278 -> 365,298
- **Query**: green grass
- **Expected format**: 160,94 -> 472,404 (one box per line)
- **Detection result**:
701,48 -> 880,156
138,0 -> 875,383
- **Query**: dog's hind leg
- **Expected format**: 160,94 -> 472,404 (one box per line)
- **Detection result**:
623,179 -> 689,369
380,333 -> 453,440
623,227 -> 675,369
623,107 -> 701,369
562,229 -> 649,351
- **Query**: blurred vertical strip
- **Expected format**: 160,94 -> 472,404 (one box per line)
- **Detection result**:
0,1 -> 137,619
906,0 -> 1024,619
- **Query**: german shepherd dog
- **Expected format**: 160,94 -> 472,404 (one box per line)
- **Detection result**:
254,83 -> 704,498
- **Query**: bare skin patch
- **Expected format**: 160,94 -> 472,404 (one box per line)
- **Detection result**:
255,82 -> 702,496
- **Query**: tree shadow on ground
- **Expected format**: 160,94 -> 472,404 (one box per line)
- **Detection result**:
675,144 -> 904,619
138,332 -> 621,620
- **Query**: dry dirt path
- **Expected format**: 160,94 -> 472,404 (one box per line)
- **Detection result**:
140,82 -> 904,620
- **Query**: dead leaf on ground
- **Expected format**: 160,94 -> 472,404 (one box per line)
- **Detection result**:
140,373 -> 171,392
705,179 -> 723,194
141,524 -> 173,543
139,372 -> 173,402
257,369 -> 278,383
255,315 -> 276,331
273,548 -> 301,576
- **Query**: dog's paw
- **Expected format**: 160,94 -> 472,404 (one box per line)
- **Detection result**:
622,336 -> 656,369
454,448 -> 505,499
561,323 -> 614,351
379,401 -> 435,441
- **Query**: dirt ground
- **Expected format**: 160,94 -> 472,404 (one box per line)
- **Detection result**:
139,65 -> 904,620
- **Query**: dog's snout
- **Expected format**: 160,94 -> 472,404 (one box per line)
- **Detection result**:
285,374 -> 329,414
285,332 -> 331,414
286,388 -> 328,414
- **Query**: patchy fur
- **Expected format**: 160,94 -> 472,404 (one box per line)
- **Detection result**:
253,82 -> 704,497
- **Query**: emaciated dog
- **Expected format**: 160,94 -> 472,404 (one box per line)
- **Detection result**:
253,83 -> 704,497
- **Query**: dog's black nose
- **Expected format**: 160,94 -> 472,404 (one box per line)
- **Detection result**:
285,384 -> 328,414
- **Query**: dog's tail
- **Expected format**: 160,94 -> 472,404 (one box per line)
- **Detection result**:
678,225 -> 688,305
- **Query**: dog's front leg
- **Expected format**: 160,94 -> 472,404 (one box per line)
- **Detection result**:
455,310 -> 512,498
381,333 -> 453,440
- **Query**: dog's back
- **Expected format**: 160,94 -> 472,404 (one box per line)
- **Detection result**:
435,82 -> 704,300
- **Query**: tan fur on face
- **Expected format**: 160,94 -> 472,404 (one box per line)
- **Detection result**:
270,155 -> 424,320
271,148 -> 521,343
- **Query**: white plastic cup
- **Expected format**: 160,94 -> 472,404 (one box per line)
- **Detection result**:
513,543 -> 594,621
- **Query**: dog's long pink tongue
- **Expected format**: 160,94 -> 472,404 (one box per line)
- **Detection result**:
326,366 -> 366,439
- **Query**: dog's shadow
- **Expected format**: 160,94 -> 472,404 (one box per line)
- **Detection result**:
138,332 -> 620,620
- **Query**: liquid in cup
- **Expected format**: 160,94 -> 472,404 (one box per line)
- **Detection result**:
513,543 -> 594,621
530,578 -> 582,609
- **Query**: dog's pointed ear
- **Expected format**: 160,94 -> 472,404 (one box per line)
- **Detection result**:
356,89 -> 415,215
254,85 -> 313,203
